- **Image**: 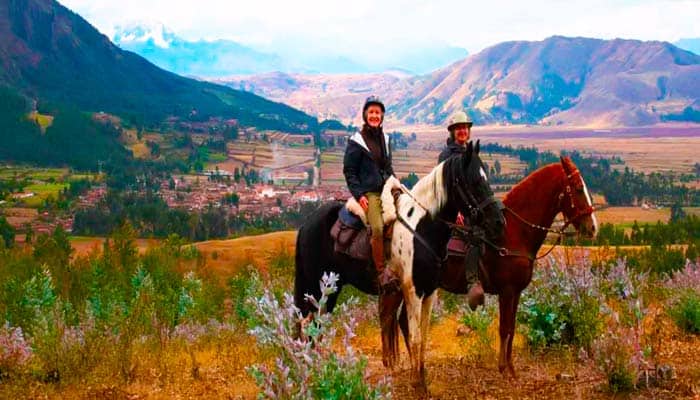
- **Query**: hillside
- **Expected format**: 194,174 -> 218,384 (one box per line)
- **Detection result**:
0,0 -> 319,132
395,36 -> 700,126
217,71 -> 414,124
223,37 -> 700,127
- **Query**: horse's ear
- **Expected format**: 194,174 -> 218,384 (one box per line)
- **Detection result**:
463,142 -> 473,168
560,156 -> 574,174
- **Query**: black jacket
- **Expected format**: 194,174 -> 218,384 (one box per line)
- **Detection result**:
438,138 -> 467,163
343,131 -> 394,200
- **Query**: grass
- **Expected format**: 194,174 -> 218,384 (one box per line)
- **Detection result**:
24,182 -> 68,197
28,111 -> 54,133
0,167 -> 67,181
208,152 -> 228,163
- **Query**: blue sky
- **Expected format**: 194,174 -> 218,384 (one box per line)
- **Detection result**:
62,0 -> 700,57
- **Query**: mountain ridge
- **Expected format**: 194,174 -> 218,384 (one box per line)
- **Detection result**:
220,36 -> 700,127
0,0 -> 320,132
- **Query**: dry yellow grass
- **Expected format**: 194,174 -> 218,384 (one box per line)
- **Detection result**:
28,111 -> 54,133
130,142 -> 151,159
194,231 -> 296,280
70,237 -> 161,257
595,206 -> 669,225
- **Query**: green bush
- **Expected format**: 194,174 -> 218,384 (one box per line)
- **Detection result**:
518,257 -> 604,350
670,291 -> 700,334
230,267 -> 264,328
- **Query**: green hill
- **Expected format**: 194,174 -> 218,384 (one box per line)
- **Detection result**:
0,0 -> 323,170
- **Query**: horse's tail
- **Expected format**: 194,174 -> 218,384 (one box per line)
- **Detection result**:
294,220 -> 316,317
380,291 -> 404,369
294,202 -> 342,316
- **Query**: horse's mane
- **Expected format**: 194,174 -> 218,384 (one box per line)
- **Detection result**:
410,161 -> 447,218
503,163 -> 565,210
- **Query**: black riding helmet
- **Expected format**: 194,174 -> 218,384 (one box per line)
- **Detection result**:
362,95 -> 385,124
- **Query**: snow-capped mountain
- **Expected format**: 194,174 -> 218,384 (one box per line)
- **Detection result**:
110,22 -> 468,76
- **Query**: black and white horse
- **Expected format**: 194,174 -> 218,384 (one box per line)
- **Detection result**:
294,141 -> 505,385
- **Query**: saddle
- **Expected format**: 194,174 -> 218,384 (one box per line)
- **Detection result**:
330,178 -> 402,261
329,205 -> 370,260
447,229 -> 483,287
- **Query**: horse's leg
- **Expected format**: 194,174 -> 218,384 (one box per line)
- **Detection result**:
497,290 -> 518,378
506,291 -> 521,376
399,300 -> 410,356
401,283 -> 424,387
419,291 -> 437,385
379,291 -> 403,369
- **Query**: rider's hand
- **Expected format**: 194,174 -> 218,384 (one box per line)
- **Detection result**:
359,195 -> 369,212
456,212 -> 465,226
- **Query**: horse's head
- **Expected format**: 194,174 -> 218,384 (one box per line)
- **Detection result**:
559,156 -> 598,239
449,140 -> 506,243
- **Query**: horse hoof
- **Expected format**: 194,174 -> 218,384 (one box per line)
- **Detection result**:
508,364 -> 517,379
411,379 -> 428,396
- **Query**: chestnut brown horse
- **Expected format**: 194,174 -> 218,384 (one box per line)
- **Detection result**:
392,156 -> 598,382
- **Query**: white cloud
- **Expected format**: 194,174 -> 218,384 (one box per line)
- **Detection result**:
60,0 -> 700,55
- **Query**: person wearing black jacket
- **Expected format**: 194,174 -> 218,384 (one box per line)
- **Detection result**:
438,110 -> 472,163
343,95 -> 398,290
438,110 -> 484,310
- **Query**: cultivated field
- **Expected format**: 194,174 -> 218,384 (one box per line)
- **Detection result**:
403,125 -> 700,175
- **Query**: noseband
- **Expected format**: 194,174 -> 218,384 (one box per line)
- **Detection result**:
453,175 -> 501,220
559,169 -> 595,230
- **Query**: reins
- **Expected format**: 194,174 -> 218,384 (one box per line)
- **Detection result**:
481,168 -> 595,261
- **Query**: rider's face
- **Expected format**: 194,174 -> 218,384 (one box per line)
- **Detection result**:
365,105 -> 384,128
452,124 -> 470,145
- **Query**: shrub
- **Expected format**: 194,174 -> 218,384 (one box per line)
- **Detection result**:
669,291 -> 700,334
593,259 -> 653,393
247,272 -> 390,399
594,327 -> 639,393
518,256 -> 604,350
664,261 -> 700,334
230,266 -> 264,328
0,322 -> 32,379
461,302 -> 493,335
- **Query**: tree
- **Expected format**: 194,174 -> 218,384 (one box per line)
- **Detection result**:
670,202 -> 687,223
111,222 -> 138,273
33,225 -> 73,283
306,168 -> 314,185
0,216 -> 14,248
400,172 -> 419,189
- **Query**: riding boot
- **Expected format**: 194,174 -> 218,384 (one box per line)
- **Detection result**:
372,236 -> 399,292
467,281 -> 485,311
465,244 -> 484,310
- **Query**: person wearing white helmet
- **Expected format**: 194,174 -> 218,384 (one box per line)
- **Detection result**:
343,95 -> 399,291
439,110 -> 485,309
438,110 -> 473,163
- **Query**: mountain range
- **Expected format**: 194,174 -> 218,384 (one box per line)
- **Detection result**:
674,38 -> 700,56
0,0 -> 320,132
112,22 -> 469,76
223,36 -> 700,127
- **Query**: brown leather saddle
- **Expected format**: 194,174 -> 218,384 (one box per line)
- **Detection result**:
330,205 -> 371,260
330,205 -> 395,261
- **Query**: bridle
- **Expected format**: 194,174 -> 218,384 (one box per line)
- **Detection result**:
558,169 -> 595,230
393,157 -> 502,264
481,166 -> 595,261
